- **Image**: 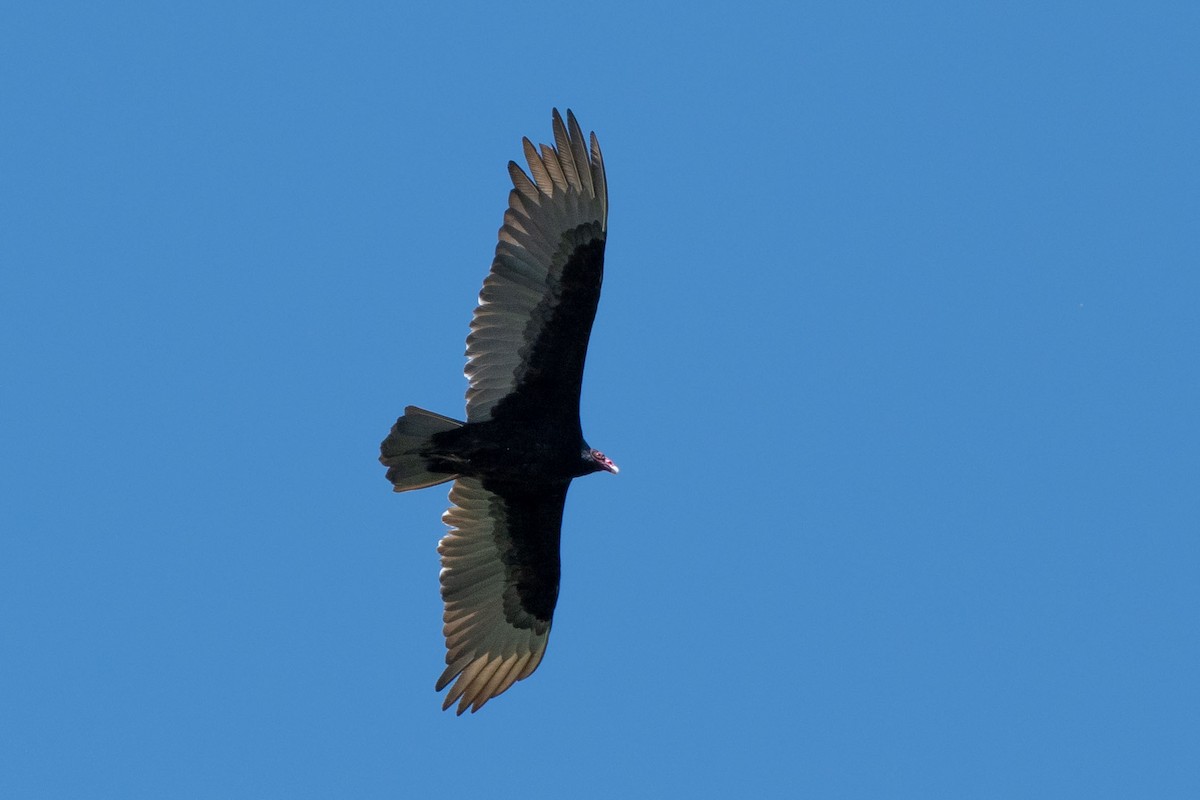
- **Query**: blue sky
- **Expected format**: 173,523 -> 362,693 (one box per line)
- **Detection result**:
2,2 -> 1197,797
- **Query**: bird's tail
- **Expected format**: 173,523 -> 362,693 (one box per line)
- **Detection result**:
379,406 -> 463,492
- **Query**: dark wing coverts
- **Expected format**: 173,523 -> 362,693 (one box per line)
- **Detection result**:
464,109 -> 608,423
437,479 -> 566,714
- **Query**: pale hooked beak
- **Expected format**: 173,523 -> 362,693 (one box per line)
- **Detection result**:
592,449 -> 619,474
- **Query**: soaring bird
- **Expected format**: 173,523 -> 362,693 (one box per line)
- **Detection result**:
380,110 -> 616,714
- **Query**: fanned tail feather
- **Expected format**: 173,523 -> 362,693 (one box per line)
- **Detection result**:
379,406 -> 462,492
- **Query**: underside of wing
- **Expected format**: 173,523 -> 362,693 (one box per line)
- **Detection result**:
436,477 -> 568,714
465,109 -> 608,423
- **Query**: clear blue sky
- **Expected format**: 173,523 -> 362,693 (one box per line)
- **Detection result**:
2,2 -> 1197,798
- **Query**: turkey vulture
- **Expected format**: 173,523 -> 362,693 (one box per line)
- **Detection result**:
380,110 -> 616,714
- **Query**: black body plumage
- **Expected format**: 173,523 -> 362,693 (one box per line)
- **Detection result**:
379,110 -> 614,714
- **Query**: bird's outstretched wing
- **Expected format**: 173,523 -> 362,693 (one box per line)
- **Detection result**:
465,109 -> 608,426
436,477 -> 569,714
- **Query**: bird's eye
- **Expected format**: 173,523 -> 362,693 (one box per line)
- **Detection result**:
593,451 -> 605,460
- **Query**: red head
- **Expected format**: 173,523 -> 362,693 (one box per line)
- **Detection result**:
587,448 -> 619,474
